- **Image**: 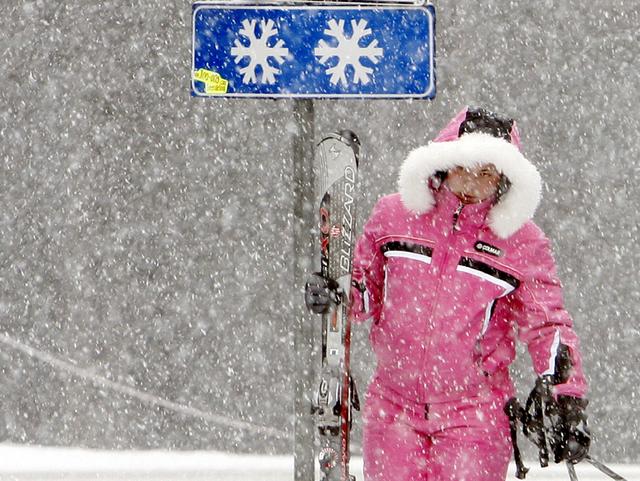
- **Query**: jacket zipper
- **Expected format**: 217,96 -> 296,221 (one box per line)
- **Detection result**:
429,201 -> 465,315
419,201 -> 465,401
452,202 -> 464,232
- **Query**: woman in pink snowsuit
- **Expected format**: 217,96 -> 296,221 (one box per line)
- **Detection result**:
306,107 -> 590,481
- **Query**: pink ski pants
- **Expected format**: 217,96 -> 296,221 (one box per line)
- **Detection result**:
362,381 -> 513,481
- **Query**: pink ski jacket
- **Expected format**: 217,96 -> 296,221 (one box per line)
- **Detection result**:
350,108 -> 588,403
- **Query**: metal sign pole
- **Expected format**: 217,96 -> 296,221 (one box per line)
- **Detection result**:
292,98 -> 316,481
192,4 -> 435,478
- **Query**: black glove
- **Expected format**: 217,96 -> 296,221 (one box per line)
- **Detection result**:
304,273 -> 341,314
549,396 -> 591,464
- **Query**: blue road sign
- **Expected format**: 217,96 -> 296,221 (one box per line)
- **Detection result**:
192,3 -> 435,98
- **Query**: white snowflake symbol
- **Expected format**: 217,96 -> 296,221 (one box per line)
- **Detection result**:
314,19 -> 384,86
230,19 -> 289,85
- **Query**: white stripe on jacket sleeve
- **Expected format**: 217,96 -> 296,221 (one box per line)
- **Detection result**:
541,329 -> 561,376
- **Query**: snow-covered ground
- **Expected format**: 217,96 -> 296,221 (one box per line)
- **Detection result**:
0,445 -> 635,481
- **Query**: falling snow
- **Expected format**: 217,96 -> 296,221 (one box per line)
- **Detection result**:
0,0 -> 638,476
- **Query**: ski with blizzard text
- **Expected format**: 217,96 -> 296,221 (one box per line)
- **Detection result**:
311,131 -> 361,481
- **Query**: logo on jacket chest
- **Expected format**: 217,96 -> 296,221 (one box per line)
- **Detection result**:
474,241 -> 503,257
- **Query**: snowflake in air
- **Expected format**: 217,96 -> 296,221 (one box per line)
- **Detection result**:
314,19 -> 384,86
230,19 -> 289,84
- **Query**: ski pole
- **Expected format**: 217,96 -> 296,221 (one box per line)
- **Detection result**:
565,457 -> 628,481
504,397 -> 529,479
567,462 -> 579,481
585,456 -> 628,481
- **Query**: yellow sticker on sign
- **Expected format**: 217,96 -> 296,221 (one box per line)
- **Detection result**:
193,68 -> 228,94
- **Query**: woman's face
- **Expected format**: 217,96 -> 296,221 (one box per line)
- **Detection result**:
445,164 -> 502,204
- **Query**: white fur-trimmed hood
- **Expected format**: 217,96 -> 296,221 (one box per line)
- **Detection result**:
398,133 -> 542,239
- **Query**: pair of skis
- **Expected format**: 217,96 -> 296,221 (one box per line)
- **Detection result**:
310,131 -> 361,481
